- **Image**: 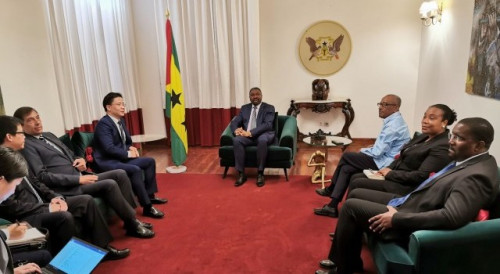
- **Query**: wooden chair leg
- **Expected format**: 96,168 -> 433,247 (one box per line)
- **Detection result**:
223,166 -> 229,178
284,168 -> 289,181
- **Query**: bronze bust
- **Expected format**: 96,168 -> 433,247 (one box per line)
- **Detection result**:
312,79 -> 329,100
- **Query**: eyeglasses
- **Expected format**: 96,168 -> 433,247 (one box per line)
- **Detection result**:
377,102 -> 397,108
112,102 -> 126,107
449,133 -> 466,142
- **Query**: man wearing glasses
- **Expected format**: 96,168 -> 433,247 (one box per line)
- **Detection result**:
314,94 -> 410,218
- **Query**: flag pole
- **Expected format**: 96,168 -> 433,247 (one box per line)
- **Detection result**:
165,9 -> 187,174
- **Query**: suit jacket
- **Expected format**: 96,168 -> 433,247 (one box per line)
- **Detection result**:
0,176 -> 60,221
93,115 -> 132,165
392,153 -> 498,231
230,102 -> 276,140
0,230 -> 14,274
22,133 -> 84,196
384,130 -> 451,187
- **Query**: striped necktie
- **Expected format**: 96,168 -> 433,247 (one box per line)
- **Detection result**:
248,106 -> 257,130
39,135 -> 63,154
388,162 -> 456,207
117,121 -> 126,145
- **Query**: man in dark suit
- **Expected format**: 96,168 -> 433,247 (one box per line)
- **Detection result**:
315,117 -> 498,274
92,92 -> 166,219
230,87 -> 276,187
12,108 -> 155,239
0,115 -> 134,260
0,146 -> 48,273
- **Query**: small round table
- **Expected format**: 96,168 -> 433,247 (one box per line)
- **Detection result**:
302,135 -> 352,188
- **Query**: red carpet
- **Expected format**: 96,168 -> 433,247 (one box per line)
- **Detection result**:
93,173 -> 375,273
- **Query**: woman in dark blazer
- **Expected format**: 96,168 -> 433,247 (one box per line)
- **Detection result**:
348,104 -> 457,196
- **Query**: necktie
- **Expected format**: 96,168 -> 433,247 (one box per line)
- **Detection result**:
388,162 -> 456,207
117,121 -> 126,145
249,106 -> 257,130
24,177 -> 43,204
39,135 -> 63,154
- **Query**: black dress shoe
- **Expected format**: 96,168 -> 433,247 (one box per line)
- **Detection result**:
329,232 -> 335,237
123,219 -> 153,230
150,197 -> 168,204
313,205 -> 339,218
126,225 -> 155,238
137,219 -> 153,229
256,174 -> 265,187
234,173 -> 247,187
315,188 -> 332,197
104,245 -> 130,261
143,206 -> 165,219
319,259 -> 336,269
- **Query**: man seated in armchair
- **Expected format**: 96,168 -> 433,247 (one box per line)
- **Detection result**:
231,87 -> 276,187
315,117 -> 498,274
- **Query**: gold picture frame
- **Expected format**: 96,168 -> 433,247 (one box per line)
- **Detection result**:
299,20 -> 352,76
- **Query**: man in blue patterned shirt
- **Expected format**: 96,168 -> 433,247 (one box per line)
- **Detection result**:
314,94 -> 410,218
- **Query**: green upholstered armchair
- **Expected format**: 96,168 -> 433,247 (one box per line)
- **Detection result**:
369,167 -> 500,274
219,115 -> 297,181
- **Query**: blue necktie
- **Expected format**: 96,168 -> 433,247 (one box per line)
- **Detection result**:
39,135 -> 63,154
388,162 -> 456,207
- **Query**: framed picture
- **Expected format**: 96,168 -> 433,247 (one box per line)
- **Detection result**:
298,20 -> 352,76
466,0 -> 500,100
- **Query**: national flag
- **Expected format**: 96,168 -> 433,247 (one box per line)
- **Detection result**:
165,18 -> 188,166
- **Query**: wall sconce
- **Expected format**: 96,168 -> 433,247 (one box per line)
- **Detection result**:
419,1 -> 442,26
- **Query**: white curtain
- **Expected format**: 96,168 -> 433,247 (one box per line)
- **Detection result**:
44,0 -> 139,130
162,0 -> 260,109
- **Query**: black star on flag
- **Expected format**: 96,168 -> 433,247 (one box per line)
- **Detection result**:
171,90 -> 182,109
181,121 -> 187,131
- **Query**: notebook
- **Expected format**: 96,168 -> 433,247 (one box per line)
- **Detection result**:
42,237 -> 108,274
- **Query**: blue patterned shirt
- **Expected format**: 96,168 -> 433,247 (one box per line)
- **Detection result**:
360,111 -> 410,169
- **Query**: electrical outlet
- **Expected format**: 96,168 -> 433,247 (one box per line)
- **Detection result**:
324,122 -> 329,126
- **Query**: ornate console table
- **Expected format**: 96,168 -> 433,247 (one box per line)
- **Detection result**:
286,97 -> 355,140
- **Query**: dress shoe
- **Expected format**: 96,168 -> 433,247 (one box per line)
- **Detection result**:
104,245 -> 130,261
234,173 -> 247,187
329,232 -> 335,237
143,206 -> 165,219
313,205 -> 339,218
320,259 -> 336,269
150,196 -> 168,204
256,174 -> 265,187
315,269 -> 336,274
315,188 -> 332,197
126,224 -> 155,238
123,219 -> 153,230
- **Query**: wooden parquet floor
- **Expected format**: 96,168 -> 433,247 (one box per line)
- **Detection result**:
141,138 -> 374,178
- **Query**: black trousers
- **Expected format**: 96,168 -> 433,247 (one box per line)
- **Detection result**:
80,170 -> 137,227
329,189 -> 399,274
348,173 -> 414,196
22,211 -> 75,255
66,195 -> 113,248
326,152 -> 378,203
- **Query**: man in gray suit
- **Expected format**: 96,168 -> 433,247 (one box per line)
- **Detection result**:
13,107 -> 154,239
230,87 -> 276,187
315,117 -> 499,274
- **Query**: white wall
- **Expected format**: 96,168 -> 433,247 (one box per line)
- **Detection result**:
260,0 -> 422,137
415,1 -> 500,159
0,0 -> 64,134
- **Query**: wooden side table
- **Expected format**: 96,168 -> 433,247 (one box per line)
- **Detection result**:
286,97 -> 355,140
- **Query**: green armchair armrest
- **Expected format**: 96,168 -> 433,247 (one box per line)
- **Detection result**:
407,218 -> 500,274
